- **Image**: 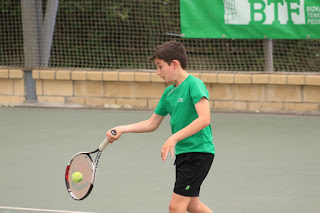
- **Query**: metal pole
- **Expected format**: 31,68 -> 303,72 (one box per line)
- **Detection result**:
42,0 -> 59,67
263,39 -> 274,72
21,0 -> 43,68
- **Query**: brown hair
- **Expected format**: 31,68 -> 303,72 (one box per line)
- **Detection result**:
150,41 -> 188,70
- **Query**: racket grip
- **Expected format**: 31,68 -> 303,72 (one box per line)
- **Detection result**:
99,130 -> 117,151
99,137 -> 109,151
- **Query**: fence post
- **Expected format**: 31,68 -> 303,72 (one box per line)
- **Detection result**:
42,0 -> 59,67
263,39 -> 274,72
21,0 -> 59,68
21,0 -> 43,68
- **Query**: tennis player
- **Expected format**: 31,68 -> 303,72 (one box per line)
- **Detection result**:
107,41 -> 215,213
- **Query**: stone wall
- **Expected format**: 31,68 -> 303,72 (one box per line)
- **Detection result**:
1,69 -> 319,114
0,69 -> 25,104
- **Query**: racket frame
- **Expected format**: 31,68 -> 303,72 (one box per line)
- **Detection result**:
65,149 -> 101,200
65,130 -> 116,200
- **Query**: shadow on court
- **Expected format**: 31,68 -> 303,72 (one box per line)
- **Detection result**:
0,107 -> 319,213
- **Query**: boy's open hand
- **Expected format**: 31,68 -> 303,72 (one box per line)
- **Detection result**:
161,137 -> 177,161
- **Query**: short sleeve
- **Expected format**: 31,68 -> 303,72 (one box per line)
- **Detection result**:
190,79 -> 209,105
155,91 -> 168,116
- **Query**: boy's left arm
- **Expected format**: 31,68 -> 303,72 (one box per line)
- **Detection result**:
161,97 -> 211,161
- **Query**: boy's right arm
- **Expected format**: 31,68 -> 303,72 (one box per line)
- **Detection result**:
106,113 -> 164,143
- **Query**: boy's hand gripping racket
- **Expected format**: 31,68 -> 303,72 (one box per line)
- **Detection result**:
65,130 -> 116,200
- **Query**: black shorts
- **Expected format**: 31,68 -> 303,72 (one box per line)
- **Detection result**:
173,152 -> 214,197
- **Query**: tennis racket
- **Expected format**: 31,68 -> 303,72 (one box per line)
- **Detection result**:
65,130 -> 116,200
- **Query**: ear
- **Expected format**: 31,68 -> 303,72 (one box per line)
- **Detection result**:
171,60 -> 180,69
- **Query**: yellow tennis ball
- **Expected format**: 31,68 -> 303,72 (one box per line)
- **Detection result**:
72,172 -> 83,183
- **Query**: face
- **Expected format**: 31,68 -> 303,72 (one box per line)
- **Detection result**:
154,58 -> 176,83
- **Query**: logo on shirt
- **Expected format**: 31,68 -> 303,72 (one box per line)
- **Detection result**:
177,98 -> 184,103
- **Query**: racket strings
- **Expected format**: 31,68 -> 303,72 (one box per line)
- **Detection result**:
68,154 -> 94,199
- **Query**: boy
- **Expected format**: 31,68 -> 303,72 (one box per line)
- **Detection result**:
106,41 -> 215,213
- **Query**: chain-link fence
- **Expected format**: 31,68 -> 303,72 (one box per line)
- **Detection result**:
1,0 -> 319,72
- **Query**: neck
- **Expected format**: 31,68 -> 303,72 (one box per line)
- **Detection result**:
174,70 -> 189,87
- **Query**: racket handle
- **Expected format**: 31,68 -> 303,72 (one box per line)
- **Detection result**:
99,130 -> 117,151
99,137 -> 109,151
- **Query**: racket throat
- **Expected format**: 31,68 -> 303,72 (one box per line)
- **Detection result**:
95,151 -> 102,169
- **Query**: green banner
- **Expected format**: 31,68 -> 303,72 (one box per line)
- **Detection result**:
180,0 -> 320,39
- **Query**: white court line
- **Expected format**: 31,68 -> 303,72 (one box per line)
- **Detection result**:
0,206 -> 96,213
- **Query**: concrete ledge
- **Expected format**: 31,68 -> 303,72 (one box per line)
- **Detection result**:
9,70 -> 24,79
103,72 -> 118,81
71,71 -> 87,80
269,74 -> 287,84
1,69 -> 24,79
56,71 -> 71,80
288,75 -> 305,85
0,69 -> 9,78
306,76 -> 320,85
200,73 -> 217,83
119,72 -> 135,81
217,74 -> 234,84
32,70 -> 319,86
234,74 -> 251,84
135,72 -> 151,82
87,71 -> 103,81
1,69 -> 319,114
40,70 -> 55,80
252,74 -> 269,84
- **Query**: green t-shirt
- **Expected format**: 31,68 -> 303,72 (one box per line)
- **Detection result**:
155,75 -> 215,155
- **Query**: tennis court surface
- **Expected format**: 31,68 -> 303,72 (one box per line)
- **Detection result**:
0,107 -> 319,213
